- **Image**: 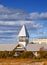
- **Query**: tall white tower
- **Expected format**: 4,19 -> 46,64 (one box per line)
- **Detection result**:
18,25 -> 29,47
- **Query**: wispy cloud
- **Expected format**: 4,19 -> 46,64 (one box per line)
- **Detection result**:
29,12 -> 47,20
0,5 -> 26,20
0,20 -> 43,28
0,5 -> 47,20
0,4 -> 47,43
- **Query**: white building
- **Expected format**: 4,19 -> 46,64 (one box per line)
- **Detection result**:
18,25 -> 29,47
0,25 -> 47,53
33,38 -> 47,44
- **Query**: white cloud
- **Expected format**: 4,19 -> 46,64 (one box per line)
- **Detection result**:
29,12 -> 47,20
40,12 -> 47,19
0,20 -> 43,29
0,21 -> 16,25
29,12 -> 39,19
0,4 -> 47,43
0,4 -> 47,20
32,23 -> 43,28
0,30 -> 17,33
0,4 -> 44,35
0,4 -> 26,20
0,21 -> 33,25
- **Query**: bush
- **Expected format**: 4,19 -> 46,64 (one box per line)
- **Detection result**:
0,50 -> 15,58
18,51 -> 33,58
0,51 -> 9,58
39,51 -> 47,58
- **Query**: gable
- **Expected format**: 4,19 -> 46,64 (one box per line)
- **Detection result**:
14,44 -> 25,51
16,44 -> 24,48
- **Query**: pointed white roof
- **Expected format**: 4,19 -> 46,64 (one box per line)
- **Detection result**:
18,25 -> 29,37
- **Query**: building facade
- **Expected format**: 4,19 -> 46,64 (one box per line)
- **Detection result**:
33,38 -> 47,44
0,25 -> 47,57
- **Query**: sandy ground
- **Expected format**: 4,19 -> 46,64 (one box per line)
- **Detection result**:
0,58 -> 47,65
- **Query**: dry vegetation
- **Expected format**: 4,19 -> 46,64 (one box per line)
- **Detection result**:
0,51 -> 47,65
0,58 -> 47,65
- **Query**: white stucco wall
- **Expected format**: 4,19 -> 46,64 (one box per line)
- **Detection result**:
19,42 -> 26,47
33,38 -> 47,44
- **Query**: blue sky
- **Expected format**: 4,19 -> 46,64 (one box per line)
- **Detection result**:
0,0 -> 47,43
0,0 -> 47,12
